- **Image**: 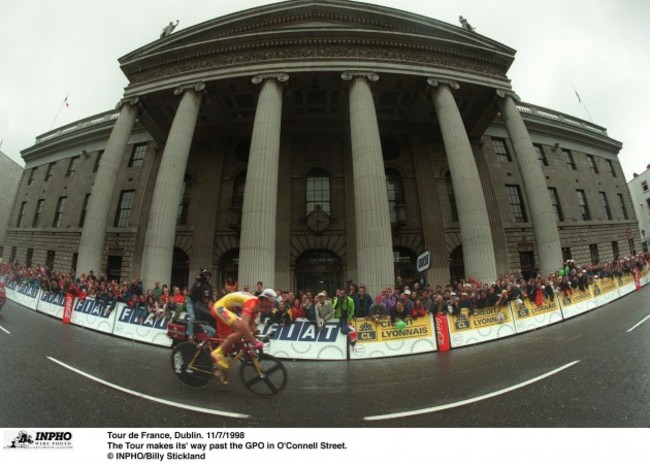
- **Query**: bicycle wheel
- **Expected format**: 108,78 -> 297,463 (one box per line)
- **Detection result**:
239,353 -> 287,396
170,342 -> 213,388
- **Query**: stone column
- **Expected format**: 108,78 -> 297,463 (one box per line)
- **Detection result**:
237,73 -> 288,289
428,79 -> 497,283
77,97 -> 139,277
342,71 -> 394,296
140,83 -> 204,289
497,91 -> 563,275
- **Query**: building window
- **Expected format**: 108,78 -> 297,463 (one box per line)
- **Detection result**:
306,168 -> 331,215
492,138 -> 511,162
65,156 -> 80,177
46,250 -> 56,270
114,190 -> 135,227
606,159 -> 616,177
177,175 -> 191,225
27,167 -> 37,185
445,172 -> 458,222
548,188 -> 564,222
386,168 -> 405,224
10,246 -> 17,263
106,256 -> 123,282
586,154 -> 599,174
646,198 -> 650,213
599,192 -> 611,220
506,184 -> 527,222
612,241 -> 619,260
32,199 -> 44,227
642,181 -> 648,192
44,162 -> 56,181
589,244 -> 599,265
562,247 -> 572,262
79,194 -> 91,227
617,194 -> 629,220
26,248 -> 34,268
128,143 -> 147,167
533,144 -> 548,166
393,247 -> 417,286
16,201 -> 27,227
563,150 -> 576,170
52,196 -> 67,228
576,189 -> 590,220
94,150 -> 103,173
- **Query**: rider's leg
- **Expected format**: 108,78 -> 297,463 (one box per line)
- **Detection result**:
211,323 -> 244,369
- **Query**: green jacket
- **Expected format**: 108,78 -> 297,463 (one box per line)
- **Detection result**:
332,296 -> 355,320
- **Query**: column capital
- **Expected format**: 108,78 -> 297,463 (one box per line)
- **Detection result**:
116,96 -> 139,110
426,78 -> 460,90
341,71 -> 379,82
496,89 -> 521,102
252,72 -> 289,85
173,81 -> 206,96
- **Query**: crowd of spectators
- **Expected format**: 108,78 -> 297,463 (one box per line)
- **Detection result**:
1,252 -> 648,334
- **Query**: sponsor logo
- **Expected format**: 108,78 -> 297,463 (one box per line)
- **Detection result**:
18,284 -> 39,298
261,322 -> 339,342
4,430 -> 73,449
41,292 -> 65,306
118,305 -> 169,329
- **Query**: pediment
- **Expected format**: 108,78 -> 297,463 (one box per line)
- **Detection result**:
121,1 -> 514,65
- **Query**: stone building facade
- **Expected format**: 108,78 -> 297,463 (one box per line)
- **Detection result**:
0,149 -> 23,256
2,1 -> 640,295
628,166 -> 650,252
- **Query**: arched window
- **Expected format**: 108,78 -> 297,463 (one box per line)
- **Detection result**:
449,246 -> 465,282
177,174 -> 192,225
386,168 -> 405,224
295,249 -> 342,296
219,249 -> 240,287
306,168 -> 330,215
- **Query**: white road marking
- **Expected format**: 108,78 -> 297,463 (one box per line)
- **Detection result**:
0,324 -> 11,334
47,356 -> 249,419
364,360 -> 581,421
627,313 -> 650,333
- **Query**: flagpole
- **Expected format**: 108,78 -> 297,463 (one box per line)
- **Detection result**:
572,86 -> 593,123
49,94 -> 69,130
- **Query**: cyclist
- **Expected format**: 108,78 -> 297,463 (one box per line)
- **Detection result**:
210,288 -> 278,369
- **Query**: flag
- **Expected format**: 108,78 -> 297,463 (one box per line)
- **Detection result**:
64,95 -> 70,108
573,88 -> 581,103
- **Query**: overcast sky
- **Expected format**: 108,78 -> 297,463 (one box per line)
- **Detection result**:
1,0 -> 648,180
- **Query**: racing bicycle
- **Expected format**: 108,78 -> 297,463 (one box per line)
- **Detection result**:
169,320 -> 287,396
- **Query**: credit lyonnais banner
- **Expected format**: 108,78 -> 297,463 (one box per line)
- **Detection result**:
350,315 -> 437,359
446,305 -> 517,348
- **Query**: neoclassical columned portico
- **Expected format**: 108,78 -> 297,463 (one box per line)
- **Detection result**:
342,71 -> 395,296
140,83 -> 204,289
237,73 -> 288,290
497,91 -> 563,275
77,97 -> 139,276
428,79 -> 498,283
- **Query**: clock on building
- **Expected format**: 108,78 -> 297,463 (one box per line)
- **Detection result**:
306,209 -> 331,233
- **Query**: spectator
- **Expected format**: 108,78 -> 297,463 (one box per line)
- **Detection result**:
315,291 -> 334,333
411,298 -> 426,319
333,288 -> 355,334
353,285 -> 373,319
368,295 -> 387,322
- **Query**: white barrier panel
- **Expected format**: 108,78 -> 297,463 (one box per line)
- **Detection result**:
616,274 -> 636,298
449,305 -> 517,348
5,282 -> 40,309
641,269 -> 649,286
70,298 -> 119,335
590,277 -> 621,308
512,296 -> 564,332
37,290 -> 66,319
558,288 -> 596,320
111,304 -> 173,347
349,314 -> 437,359
258,320 -> 347,360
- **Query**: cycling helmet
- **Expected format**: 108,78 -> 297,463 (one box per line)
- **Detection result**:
259,288 -> 278,301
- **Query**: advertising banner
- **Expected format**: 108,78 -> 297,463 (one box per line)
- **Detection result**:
559,288 -> 595,319
512,296 -> 564,332
37,291 -> 66,319
641,268 -> 649,286
70,298 -> 119,334
7,283 -> 40,309
258,320 -> 347,360
590,277 -> 621,308
62,293 -> 74,324
617,274 -> 636,297
349,314 -> 437,359
448,305 -> 517,348
435,313 -> 451,352
111,304 -> 173,347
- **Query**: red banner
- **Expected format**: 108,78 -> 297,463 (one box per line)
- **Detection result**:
434,313 -> 451,352
634,268 -> 641,290
62,293 -> 74,324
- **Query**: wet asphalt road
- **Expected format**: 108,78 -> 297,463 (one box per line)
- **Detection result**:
0,286 -> 648,428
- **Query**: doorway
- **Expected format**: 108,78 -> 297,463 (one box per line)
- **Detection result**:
295,250 -> 342,296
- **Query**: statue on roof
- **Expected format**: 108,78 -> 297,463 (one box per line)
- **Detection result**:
160,20 -> 180,38
458,16 -> 476,32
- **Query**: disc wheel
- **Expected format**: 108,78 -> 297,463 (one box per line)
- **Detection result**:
170,342 -> 213,388
239,353 -> 287,396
